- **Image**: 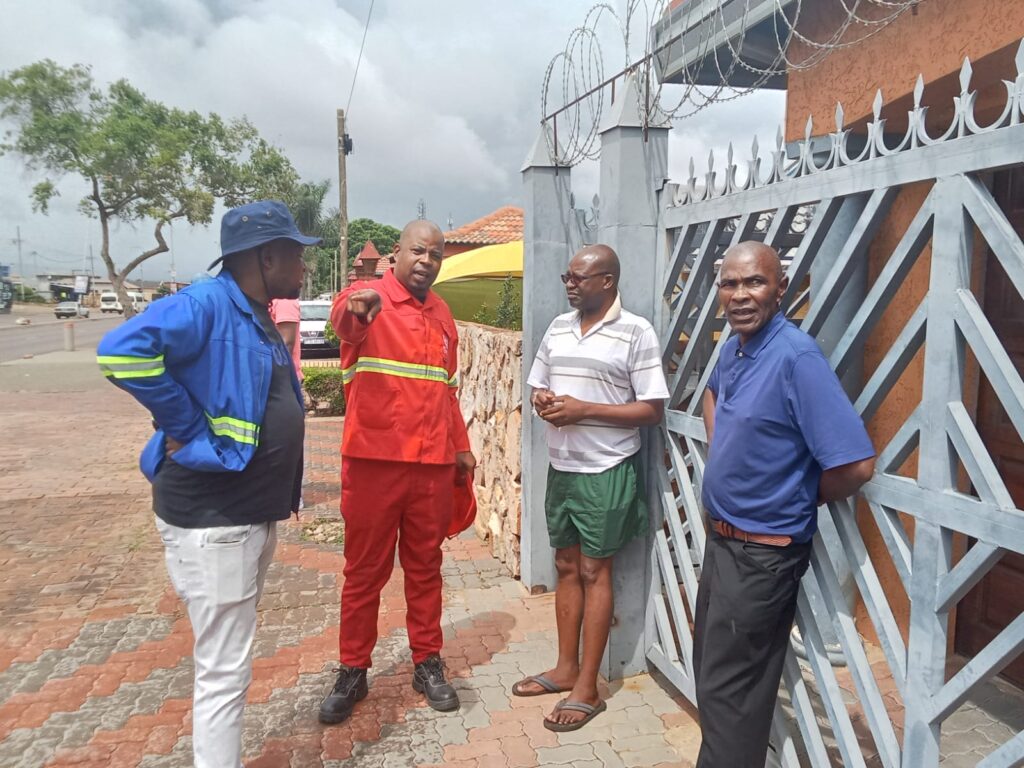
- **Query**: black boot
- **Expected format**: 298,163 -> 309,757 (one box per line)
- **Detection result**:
413,654 -> 459,712
318,664 -> 368,724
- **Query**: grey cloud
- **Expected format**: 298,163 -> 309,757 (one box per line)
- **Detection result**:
0,0 -> 781,280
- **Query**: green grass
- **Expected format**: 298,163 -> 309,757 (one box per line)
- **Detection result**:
433,278 -> 523,324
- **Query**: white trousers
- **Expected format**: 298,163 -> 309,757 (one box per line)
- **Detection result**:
155,518 -> 277,768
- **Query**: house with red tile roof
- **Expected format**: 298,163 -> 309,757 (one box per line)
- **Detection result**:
349,240 -> 391,282
443,205 -> 523,258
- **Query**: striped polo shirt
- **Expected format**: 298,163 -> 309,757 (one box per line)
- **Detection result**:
527,295 -> 669,473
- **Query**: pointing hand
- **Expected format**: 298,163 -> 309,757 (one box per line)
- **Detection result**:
347,290 -> 382,324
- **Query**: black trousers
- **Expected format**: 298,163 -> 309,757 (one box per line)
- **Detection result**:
692,530 -> 811,768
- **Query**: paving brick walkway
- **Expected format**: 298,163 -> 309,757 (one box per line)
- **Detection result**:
0,375 -> 699,767
5,356 -> 1020,767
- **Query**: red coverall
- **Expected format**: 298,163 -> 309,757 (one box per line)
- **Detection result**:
331,269 -> 471,668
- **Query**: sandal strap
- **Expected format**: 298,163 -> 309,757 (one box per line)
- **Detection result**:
555,700 -> 598,714
528,674 -> 561,693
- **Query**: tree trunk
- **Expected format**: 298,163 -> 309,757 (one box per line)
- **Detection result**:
89,179 -> 177,320
95,206 -> 135,319
116,217 -> 175,318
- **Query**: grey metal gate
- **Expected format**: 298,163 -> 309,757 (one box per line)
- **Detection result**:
646,48 -> 1024,766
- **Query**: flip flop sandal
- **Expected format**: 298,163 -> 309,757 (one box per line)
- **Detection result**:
543,698 -> 608,732
511,673 -> 570,697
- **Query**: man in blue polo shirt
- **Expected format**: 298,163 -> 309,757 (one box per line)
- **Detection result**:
694,241 -> 875,767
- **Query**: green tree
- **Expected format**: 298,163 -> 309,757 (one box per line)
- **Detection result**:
346,217 -> 401,266
282,180 -> 338,297
472,301 -> 492,325
0,60 -> 300,316
283,180 -> 325,224
493,274 -> 522,330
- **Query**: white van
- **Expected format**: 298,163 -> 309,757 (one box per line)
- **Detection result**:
100,291 -> 149,314
299,300 -> 332,349
99,292 -> 121,313
129,292 -> 149,312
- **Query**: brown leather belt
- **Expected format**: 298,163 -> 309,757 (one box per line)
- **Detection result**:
711,519 -> 793,547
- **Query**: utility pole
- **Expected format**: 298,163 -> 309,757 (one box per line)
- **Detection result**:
13,226 -> 24,300
337,109 -> 353,293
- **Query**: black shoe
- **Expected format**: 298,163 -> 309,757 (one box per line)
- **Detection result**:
413,654 -> 460,712
319,664 -> 368,724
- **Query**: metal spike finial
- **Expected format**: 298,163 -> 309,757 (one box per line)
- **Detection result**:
872,89 -> 884,120
835,102 -> 845,131
776,125 -> 784,150
688,157 -> 695,179
1016,38 -> 1024,76
727,142 -> 734,166
913,74 -> 925,107
708,149 -> 715,171
751,134 -> 759,159
960,57 -> 973,94
804,114 -> 814,142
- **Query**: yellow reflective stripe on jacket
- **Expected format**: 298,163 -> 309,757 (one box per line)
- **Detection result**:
96,354 -> 166,379
341,356 -> 450,385
448,372 -> 459,387
206,413 -> 260,446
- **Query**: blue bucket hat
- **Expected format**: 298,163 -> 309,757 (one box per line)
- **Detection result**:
215,200 -> 322,265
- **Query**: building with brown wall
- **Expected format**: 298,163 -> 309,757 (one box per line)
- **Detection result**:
784,0 -> 1024,685
349,240 -> 389,282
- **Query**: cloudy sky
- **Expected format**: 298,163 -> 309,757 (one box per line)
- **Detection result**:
0,0 -> 784,281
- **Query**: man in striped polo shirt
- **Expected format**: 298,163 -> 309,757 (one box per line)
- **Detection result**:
514,244 -> 669,731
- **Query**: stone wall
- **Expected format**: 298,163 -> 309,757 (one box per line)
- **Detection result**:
456,321 -> 523,577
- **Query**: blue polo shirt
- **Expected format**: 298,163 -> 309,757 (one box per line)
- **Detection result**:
702,311 -> 874,542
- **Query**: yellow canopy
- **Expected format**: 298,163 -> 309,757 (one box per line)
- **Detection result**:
434,241 -> 523,286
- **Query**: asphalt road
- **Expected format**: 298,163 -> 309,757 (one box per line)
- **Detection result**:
0,315 -> 121,363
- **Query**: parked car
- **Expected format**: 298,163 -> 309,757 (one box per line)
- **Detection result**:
54,302 -> 89,319
299,300 -> 333,350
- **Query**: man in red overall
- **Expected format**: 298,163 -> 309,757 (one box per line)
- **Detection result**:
318,220 -> 477,723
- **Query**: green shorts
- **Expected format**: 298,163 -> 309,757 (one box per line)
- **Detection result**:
544,452 -> 648,559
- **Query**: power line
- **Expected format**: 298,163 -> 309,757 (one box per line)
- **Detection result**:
33,252 -> 84,266
22,246 -> 84,265
346,0 -> 376,116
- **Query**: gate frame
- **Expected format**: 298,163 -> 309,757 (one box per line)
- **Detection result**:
521,43 -> 1024,767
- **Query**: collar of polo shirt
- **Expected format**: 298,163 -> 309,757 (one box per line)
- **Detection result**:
574,292 -> 622,337
735,310 -> 787,358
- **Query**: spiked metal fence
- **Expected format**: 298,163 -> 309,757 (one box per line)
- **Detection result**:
645,44 -> 1024,767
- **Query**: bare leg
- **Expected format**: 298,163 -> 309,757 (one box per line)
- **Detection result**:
546,553 -> 612,725
513,545 -> 583,694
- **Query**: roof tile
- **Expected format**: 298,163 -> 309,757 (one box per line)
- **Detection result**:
443,205 -> 523,245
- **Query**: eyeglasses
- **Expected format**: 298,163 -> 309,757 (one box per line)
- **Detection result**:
560,272 -> 611,286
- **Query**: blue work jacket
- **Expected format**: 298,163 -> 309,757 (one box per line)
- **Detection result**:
96,271 -> 304,482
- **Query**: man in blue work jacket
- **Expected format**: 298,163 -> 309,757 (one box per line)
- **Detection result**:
97,200 -> 320,768
695,241 -> 876,767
